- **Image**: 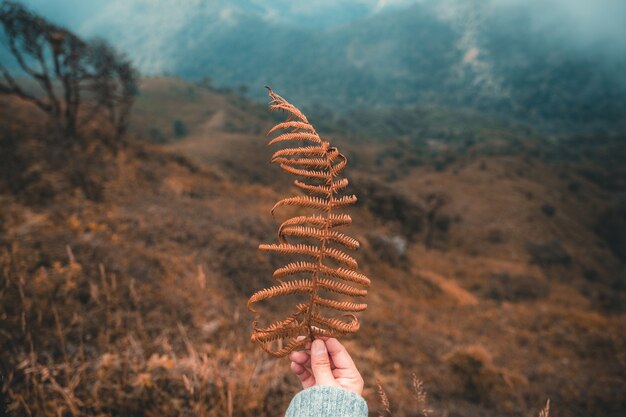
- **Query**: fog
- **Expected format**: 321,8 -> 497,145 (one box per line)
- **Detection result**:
18,0 -> 626,54
6,0 -> 625,129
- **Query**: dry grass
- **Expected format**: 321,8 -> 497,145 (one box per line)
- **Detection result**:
412,375 -> 432,417
377,380 -> 391,417
0,242 -> 293,417
539,399 -> 550,417
377,376 -> 431,417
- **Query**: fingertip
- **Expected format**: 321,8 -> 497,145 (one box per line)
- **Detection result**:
289,350 -> 310,364
291,361 -> 314,389
311,339 -> 327,356
324,338 -> 356,370
325,337 -> 341,347
324,338 -> 344,355
290,361 -> 302,373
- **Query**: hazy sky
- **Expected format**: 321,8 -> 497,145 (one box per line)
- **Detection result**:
17,0 -> 626,41
13,0 -> 626,65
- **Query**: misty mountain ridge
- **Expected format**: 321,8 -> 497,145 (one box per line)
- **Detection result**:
5,0 -> 626,131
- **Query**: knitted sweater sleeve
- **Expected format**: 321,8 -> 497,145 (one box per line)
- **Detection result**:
285,386 -> 368,417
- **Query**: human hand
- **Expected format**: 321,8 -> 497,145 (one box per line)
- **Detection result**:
289,337 -> 364,396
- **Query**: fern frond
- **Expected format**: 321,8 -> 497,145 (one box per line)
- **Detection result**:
293,178 -> 349,195
268,132 -> 322,146
253,303 -> 309,333
280,226 -> 360,249
311,314 -> 360,333
324,247 -> 358,269
279,164 -> 328,179
248,88 -> 371,357
278,214 -> 352,231
252,324 -> 308,343
247,279 -> 313,310
317,278 -> 368,296
267,87 -> 310,123
272,157 -> 329,168
330,155 -> 348,176
271,146 -> 327,159
332,195 -> 358,208
267,121 -> 314,135
313,296 -> 368,312
293,181 -> 333,196
258,336 -> 308,357
277,214 -> 351,242
273,262 -> 319,280
271,196 -> 329,215
259,243 -> 320,259
320,266 -> 371,286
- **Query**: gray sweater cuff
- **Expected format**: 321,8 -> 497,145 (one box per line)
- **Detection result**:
285,386 -> 368,417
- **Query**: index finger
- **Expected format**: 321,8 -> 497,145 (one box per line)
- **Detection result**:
324,338 -> 356,370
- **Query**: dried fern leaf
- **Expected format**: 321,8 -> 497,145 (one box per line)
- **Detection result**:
320,265 -> 371,286
279,164 -> 328,179
332,195 -> 358,208
253,305 -> 307,333
271,146 -> 327,159
258,337 -> 308,357
271,157 -> 329,168
293,178 -> 349,195
268,132 -> 322,146
267,121 -> 314,135
277,214 -> 352,233
252,324 -> 308,343
324,247 -> 358,269
279,226 -> 360,249
271,196 -> 329,215
317,277 -> 368,297
259,242 -> 357,268
248,88 -> 371,357
330,156 -> 348,176
310,314 -> 360,333
259,243 -> 321,259
267,88 -> 310,122
273,262 -> 319,281
247,279 -> 313,310
312,296 -> 368,312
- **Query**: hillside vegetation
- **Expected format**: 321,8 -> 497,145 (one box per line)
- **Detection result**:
1,78 -> 625,417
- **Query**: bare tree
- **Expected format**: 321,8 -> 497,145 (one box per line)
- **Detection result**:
82,39 -> 138,147
0,1 -> 137,143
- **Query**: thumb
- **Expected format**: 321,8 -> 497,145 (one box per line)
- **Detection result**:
310,339 -> 336,386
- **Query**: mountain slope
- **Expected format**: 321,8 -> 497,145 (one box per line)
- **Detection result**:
78,1 -> 626,129
7,0 -> 626,130
1,78 -> 625,416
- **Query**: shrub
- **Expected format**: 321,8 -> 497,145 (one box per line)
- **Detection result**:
480,272 -> 550,302
594,199 -> 626,263
444,345 -> 525,405
363,232 -> 409,269
349,175 -> 426,239
540,204 -> 556,217
172,119 -> 189,139
525,240 -> 571,267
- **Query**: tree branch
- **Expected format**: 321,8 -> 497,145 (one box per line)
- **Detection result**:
0,62 -> 53,113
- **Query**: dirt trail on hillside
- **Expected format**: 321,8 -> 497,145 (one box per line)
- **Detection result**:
416,269 -> 479,306
199,109 -> 227,132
